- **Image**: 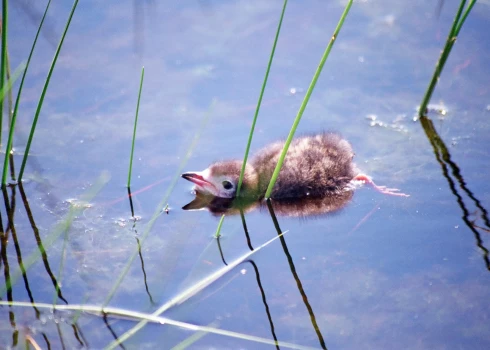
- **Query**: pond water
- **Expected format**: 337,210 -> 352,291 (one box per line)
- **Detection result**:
2,0 -> 490,348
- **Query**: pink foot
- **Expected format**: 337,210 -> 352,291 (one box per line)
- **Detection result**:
352,174 -> 410,197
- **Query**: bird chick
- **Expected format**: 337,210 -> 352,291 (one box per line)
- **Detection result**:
182,133 -> 408,199
182,159 -> 259,199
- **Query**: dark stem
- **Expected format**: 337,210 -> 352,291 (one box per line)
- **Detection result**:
240,209 -> 254,251
135,237 -> 156,305
18,182 -> 69,303
246,260 -> 279,349
420,116 -> 490,271
266,199 -> 328,349
216,236 -> 228,266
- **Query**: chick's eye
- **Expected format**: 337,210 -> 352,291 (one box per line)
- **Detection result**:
222,181 -> 233,190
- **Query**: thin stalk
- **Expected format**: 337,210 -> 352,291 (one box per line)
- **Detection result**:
418,0 -> 475,116
2,0 -> 51,186
5,49 -> 11,124
264,0 -> 353,199
214,214 -> 225,238
127,66 -> 144,188
18,0 -> 79,182
235,0 -> 288,197
454,0 -> 477,35
6,52 -> 14,182
0,0 -> 8,147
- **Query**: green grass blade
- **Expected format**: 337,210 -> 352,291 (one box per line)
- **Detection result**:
214,214 -> 225,238
264,0 -> 353,199
104,231 -> 288,349
455,0 -> 476,35
418,0 -> 469,117
18,0 -> 79,182
5,45 -> 12,124
2,2 -> 51,185
127,66 -> 145,188
235,0 -> 288,197
0,0 -> 8,147
2,0 -> 52,186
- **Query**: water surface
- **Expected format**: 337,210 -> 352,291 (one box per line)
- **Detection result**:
2,0 -> 490,348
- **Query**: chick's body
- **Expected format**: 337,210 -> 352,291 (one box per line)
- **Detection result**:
251,133 -> 356,199
182,133 -> 358,200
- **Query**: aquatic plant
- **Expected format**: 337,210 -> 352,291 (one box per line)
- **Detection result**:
18,0 -> 80,182
1,0 -> 52,186
128,66 -> 145,188
265,0 -> 353,199
418,0 -> 477,117
0,0 -> 8,147
236,0 -> 289,197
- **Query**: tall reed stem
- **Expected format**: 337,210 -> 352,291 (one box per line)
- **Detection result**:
236,0 -> 288,197
264,0 -> 353,199
0,0 -> 8,147
18,0 -> 79,182
1,0 -> 52,186
418,0 -> 476,116
127,66 -> 145,188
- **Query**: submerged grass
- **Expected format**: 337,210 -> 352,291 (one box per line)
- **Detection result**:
0,298 -> 313,350
102,99 -> 216,308
264,0 -> 353,199
104,231 -> 288,349
235,0 -> 288,197
0,62 -> 25,101
0,171 -> 110,296
53,210 -> 71,306
170,320 -> 221,350
18,0 -> 80,182
127,66 -> 145,188
2,0 -> 52,186
418,0 -> 477,116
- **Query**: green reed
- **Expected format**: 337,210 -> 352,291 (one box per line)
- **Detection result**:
235,0 -> 288,197
214,214 -> 225,238
18,0 -> 79,182
418,0 -> 477,117
264,0 -> 353,199
127,66 -> 145,188
0,0 -> 8,147
1,0 -> 52,186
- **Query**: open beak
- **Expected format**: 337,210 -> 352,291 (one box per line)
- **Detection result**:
181,171 -> 218,194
